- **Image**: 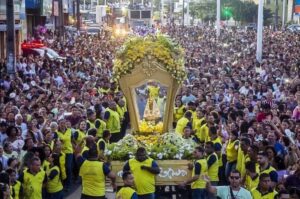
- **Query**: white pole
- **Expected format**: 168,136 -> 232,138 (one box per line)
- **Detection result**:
282,0 -> 286,29
216,0 -> 220,37
84,0 -> 86,10
256,0 -> 263,63
161,0 -> 164,25
186,0 -> 190,26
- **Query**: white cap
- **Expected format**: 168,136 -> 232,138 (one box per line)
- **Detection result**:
9,92 -> 16,99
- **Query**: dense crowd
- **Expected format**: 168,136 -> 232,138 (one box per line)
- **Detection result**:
0,24 -> 300,199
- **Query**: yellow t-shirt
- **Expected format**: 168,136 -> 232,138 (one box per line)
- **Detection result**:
128,158 -> 156,195
251,188 -> 277,199
226,140 -> 239,163
116,186 -> 136,199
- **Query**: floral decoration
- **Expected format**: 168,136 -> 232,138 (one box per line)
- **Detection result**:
139,120 -> 164,134
112,34 -> 186,83
105,132 -> 196,161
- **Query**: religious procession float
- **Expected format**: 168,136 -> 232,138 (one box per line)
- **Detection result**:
109,34 -> 194,185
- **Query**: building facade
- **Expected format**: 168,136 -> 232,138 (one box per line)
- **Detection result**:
0,0 -> 23,59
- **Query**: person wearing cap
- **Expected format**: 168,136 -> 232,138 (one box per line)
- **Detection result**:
257,151 -> 278,188
104,101 -> 121,143
179,146 -> 208,198
75,143 -> 116,199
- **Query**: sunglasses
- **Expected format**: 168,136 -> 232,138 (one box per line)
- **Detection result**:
230,176 -> 240,180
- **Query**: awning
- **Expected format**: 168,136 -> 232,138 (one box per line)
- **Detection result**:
0,24 -> 22,31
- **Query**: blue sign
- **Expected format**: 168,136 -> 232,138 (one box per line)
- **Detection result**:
25,0 -> 42,9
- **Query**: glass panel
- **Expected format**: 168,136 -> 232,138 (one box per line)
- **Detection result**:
134,80 -> 167,133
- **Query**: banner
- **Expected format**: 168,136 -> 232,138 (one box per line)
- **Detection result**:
296,0 -> 300,13
53,1 -> 59,16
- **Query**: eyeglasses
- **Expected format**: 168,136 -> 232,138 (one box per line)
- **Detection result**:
230,176 -> 240,180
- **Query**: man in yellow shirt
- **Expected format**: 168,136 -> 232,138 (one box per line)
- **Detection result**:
19,157 -> 47,199
244,161 -> 259,191
123,147 -> 160,199
117,171 -> 138,199
104,101 -> 121,143
257,151 -> 278,188
75,144 -> 116,199
179,146 -> 208,198
251,173 -> 277,199
175,111 -> 192,135
205,141 -> 219,185
236,138 -> 251,179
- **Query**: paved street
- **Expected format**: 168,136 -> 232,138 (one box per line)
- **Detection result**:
66,186 -> 116,199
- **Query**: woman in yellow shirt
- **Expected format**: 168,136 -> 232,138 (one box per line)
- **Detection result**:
225,130 -> 239,179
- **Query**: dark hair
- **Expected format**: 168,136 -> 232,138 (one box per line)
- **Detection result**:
136,147 -> 147,155
209,126 -> 217,135
183,126 -> 191,130
88,144 -> 98,158
23,137 -> 33,150
229,169 -> 241,177
195,146 -> 205,153
51,153 -> 61,168
6,168 -> 16,175
282,136 -> 291,147
259,173 -> 270,181
122,171 -> 132,180
241,138 -> 251,146
249,145 -> 259,153
102,130 -> 111,138
3,142 -> 11,150
87,128 -> 97,137
265,146 -> 276,156
245,161 -> 256,173
185,111 -> 192,118
7,157 -> 18,167
0,172 -> 9,184
231,130 -> 239,137
205,141 -> 215,149
22,151 -> 35,168
6,126 -> 18,137
258,151 -> 268,157
30,157 -> 40,166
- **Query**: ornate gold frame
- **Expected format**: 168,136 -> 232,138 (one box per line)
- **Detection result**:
118,59 -> 180,133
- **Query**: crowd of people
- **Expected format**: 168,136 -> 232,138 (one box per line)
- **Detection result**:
0,23 -> 300,199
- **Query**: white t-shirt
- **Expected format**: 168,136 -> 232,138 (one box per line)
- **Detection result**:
216,186 -> 253,199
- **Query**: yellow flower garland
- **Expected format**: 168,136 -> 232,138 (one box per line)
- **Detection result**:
113,34 -> 186,83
